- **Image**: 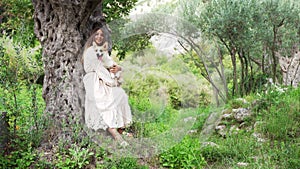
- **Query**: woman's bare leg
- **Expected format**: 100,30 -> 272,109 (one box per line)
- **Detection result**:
107,128 -> 122,140
107,128 -> 129,147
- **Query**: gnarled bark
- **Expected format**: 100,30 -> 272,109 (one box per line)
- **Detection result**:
32,0 -> 111,142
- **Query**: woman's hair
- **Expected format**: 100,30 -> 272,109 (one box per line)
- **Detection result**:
82,28 -> 106,62
84,28 -> 106,51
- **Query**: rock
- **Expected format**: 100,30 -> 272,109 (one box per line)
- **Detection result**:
204,112 -> 222,125
215,125 -> 226,130
233,108 -> 252,122
229,125 -> 240,135
215,125 -> 226,137
222,113 -> 232,120
237,162 -> 249,167
200,112 -> 222,137
200,124 -> 216,136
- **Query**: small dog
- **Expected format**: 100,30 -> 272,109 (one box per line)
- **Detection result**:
94,41 -> 123,87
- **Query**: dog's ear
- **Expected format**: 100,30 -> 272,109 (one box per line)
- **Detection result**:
102,42 -> 108,51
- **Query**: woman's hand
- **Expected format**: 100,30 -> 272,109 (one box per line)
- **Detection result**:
109,65 -> 121,73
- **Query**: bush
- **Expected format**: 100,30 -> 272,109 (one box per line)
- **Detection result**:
160,136 -> 207,169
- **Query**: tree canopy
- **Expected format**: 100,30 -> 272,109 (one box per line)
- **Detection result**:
155,0 -> 300,97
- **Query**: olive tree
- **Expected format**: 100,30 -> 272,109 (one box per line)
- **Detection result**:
258,0 -> 300,82
183,0 -> 300,97
31,0 -> 137,143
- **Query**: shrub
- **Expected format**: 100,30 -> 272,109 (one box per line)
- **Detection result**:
160,136 -> 207,169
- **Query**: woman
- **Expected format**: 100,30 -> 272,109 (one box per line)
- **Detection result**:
82,28 -> 132,146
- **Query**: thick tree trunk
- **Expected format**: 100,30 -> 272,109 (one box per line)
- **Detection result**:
32,0 -> 109,142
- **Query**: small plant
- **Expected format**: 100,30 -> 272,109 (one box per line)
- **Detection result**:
100,157 -> 149,169
55,144 -> 94,169
0,141 -> 37,168
160,136 -> 207,169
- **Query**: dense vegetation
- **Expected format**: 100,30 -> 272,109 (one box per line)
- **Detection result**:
1,0 -> 299,168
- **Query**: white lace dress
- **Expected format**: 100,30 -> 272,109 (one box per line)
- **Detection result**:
83,45 -> 132,130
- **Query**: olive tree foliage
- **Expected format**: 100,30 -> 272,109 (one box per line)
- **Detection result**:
181,0 -> 300,97
196,0 -> 262,97
102,0 -> 137,22
109,18 -> 152,60
258,0 -> 300,82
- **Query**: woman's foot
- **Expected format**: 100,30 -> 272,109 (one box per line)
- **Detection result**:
117,128 -> 134,137
107,128 -> 129,147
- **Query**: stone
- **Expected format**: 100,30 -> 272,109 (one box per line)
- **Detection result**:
222,113 -> 232,120
215,125 -> 226,137
229,125 -> 240,135
232,108 -> 252,122
237,162 -> 249,167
